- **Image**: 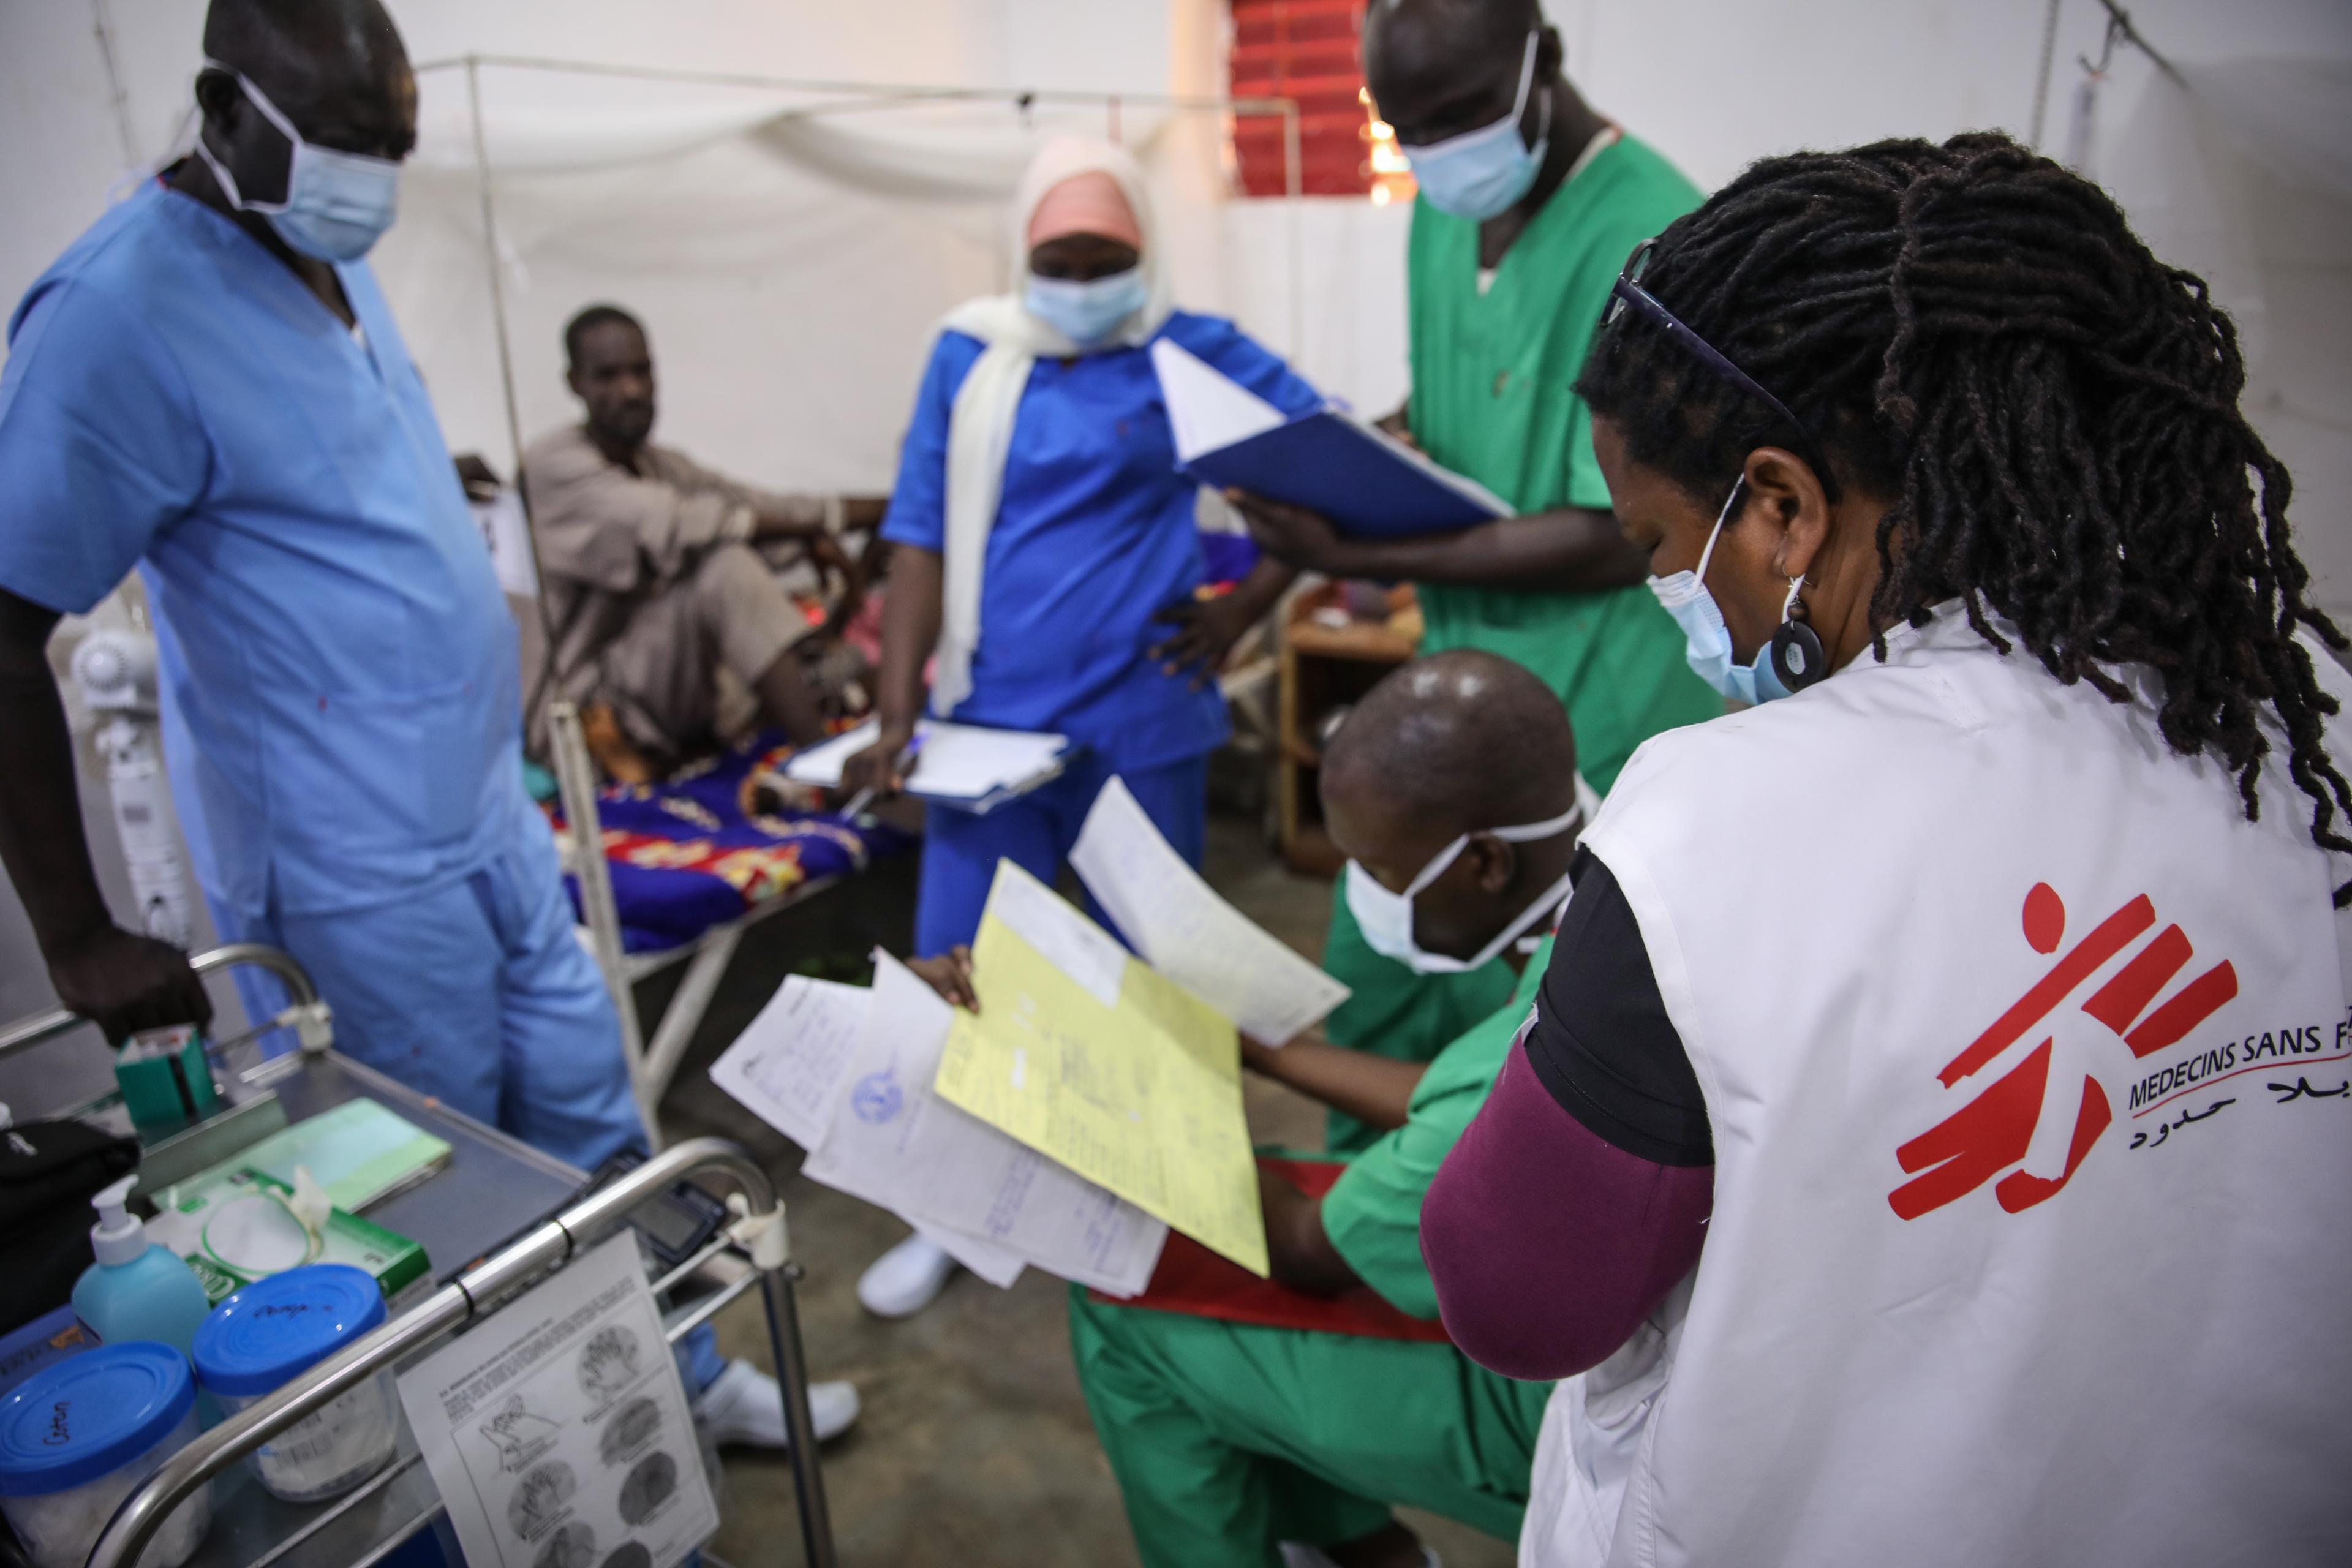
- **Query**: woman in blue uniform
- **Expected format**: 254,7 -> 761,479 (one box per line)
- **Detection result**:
843,136 -> 1320,1315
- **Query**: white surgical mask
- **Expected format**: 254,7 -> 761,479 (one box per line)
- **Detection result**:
194,59 -> 402,262
1401,31 -> 1553,222
1025,267 -> 1148,347
1646,479 -> 1803,707
1344,774 -> 1599,974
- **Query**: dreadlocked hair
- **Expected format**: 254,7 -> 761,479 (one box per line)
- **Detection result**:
1576,131 -> 2352,903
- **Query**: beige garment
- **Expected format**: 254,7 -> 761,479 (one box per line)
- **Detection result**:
521,423 -> 822,762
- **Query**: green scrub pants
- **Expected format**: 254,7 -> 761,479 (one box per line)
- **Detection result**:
1318,888 -> 1517,1154
1069,1287 -> 1550,1568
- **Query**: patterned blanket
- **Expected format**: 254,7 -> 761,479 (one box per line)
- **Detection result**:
549,734 -> 908,954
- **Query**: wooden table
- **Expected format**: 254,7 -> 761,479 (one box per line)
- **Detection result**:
1276,582 -> 1420,875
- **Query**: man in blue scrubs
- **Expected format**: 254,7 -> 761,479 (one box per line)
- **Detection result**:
0,0 -> 853,1451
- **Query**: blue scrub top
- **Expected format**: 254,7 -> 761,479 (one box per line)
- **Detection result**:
881,310 -> 1321,772
0,182 -> 529,918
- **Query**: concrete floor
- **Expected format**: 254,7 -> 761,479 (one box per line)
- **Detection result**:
650,810 -> 1518,1568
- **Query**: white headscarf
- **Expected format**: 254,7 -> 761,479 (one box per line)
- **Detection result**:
929,136 -> 1175,716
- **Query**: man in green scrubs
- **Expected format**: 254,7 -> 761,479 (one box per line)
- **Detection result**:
1067,652 -> 1573,1568
1235,0 -> 1717,1144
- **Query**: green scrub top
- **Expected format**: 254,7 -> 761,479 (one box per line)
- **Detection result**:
1317,903 -> 1517,1155
1405,132 -> 1722,794
1321,935 -> 1554,1318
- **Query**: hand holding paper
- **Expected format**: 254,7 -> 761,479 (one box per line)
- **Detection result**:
797,953 -> 1166,1295
933,863 -> 1269,1276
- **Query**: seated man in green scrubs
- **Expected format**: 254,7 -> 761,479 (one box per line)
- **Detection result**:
1233,0 -> 1719,1151
918,651 -> 1580,1567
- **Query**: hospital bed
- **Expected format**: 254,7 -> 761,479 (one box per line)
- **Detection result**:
541,701 -> 905,1146
0,944 -> 839,1568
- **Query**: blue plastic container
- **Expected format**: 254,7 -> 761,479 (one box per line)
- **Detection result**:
191,1264 -> 397,1503
0,1343 -> 209,1568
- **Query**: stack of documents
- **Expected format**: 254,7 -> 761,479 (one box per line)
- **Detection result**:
1151,337 -> 1510,539
710,779 -> 1352,1291
783,718 -> 1071,814
714,959 -> 1166,1294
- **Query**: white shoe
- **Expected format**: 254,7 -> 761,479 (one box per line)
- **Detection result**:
856,1234 -> 959,1318
694,1357 -> 860,1449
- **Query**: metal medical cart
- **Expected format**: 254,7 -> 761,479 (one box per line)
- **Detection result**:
0,944 -> 837,1568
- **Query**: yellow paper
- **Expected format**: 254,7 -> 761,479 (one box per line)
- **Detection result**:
933,863 -> 1268,1276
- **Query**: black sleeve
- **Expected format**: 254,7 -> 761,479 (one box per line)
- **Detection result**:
1523,845 -> 1713,1167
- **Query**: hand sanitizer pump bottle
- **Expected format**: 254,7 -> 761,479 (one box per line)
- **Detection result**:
70,1176 -> 213,1359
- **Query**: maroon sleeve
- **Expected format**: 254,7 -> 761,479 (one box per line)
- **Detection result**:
1421,1033 -> 1714,1381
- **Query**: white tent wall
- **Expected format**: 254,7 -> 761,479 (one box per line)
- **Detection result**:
0,0 -> 2345,1042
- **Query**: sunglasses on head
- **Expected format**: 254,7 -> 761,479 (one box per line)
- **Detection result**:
1604,239 -> 1844,503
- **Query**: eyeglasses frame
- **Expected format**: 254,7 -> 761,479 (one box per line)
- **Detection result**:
1604,238 -> 1844,504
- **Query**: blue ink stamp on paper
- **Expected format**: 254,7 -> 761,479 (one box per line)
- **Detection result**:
852,1069 -> 903,1124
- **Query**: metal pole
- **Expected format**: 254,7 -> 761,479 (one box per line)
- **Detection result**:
86,1138 -> 824,1568
412,51 -> 1290,120
466,56 -> 529,500
1282,99 -> 1304,361
86,0 -> 141,169
761,1268 -> 839,1568
464,53 -> 560,669
546,699 -> 658,1140
2029,0 -> 2064,149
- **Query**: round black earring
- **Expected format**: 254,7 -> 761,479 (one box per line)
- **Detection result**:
1769,581 -> 1827,690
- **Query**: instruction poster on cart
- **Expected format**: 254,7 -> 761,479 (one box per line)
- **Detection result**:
396,1232 -> 718,1568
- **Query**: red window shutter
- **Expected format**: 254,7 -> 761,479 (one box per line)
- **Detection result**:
1227,0 -> 1375,197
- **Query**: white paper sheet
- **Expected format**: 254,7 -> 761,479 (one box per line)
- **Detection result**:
1150,337 -> 1289,462
709,973 -> 1030,1284
396,1232 -> 718,1568
985,860 -> 1127,1008
469,491 -> 540,598
707,976 -> 870,1148
1072,775 -> 1352,1043
783,717 -> 1068,804
911,1222 -> 1028,1290
801,954 -> 1165,1295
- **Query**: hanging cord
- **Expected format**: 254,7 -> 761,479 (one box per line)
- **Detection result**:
2090,0 -> 2186,86
2062,13 -> 2126,174
2031,0 -> 2185,154
86,0 -> 140,168
2028,0 -> 2064,149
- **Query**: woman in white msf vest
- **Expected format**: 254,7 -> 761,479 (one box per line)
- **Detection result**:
1419,132 -> 2352,1568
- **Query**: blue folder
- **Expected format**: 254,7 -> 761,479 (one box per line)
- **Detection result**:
1152,337 -> 1510,540
1178,407 -> 1510,539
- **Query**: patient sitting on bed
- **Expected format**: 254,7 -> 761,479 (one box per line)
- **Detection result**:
522,303 -> 884,782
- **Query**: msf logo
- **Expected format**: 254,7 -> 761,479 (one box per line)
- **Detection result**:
1889,883 -> 2237,1219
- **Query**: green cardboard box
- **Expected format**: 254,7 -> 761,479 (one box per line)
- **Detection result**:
147,1166 -> 431,1307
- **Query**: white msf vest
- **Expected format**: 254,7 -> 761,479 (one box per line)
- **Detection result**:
1523,605 -> 2352,1568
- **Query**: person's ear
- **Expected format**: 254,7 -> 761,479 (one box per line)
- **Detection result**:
1740,445 -> 1836,584
1535,24 -> 1565,80
565,364 -> 586,400
1464,833 -> 1518,897
194,67 -> 242,142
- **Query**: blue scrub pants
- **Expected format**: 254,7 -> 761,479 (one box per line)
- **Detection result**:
914,750 -> 1210,957
216,834 -> 646,1170
209,831 -> 730,1392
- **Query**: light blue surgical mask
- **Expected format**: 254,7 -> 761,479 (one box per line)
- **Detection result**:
1401,31 -> 1552,222
1647,479 -> 1804,707
194,59 -> 402,262
1025,267 -> 1148,347
1344,775 -> 1597,976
